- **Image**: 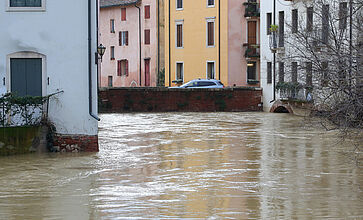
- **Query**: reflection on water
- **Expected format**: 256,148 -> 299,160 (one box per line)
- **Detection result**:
0,112 -> 361,219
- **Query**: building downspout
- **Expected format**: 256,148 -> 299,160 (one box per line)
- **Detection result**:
218,0 -> 221,80
270,0 -> 276,103
135,5 -> 142,86
157,0 -> 160,85
89,0 -> 100,121
168,0 -> 171,86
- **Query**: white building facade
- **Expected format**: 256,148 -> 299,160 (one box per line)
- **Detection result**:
260,0 -> 291,112
261,0 -> 360,114
0,0 -> 100,151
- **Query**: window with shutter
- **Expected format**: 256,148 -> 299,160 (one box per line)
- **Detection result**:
119,32 -> 122,46
8,0 -> 45,11
207,0 -> 214,7
145,5 -> 150,19
247,62 -> 257,80
111,46 -> 115,60
339,2 -> 347,30
176,63 -> 183,80
117,60 -> 121,76
121,8 -> 126,21
207,21 -> 214,47
306,7 -> 313,32
176,0 -> 183,10
292,9 -> 298,34
321,61 -> 328,87
145,29 -> 150,45
176,23 -> 183,48
279,62 -> 284,83
267,62 -> 272,84
322,5 -> 329,44
108,76 -> 113,87
125,31 -> 129,46
125,60 -> 129,76
279,11 -> 284,47
119,31 -> 128,46
10,58 -> 42,96
267,13 -> 272,35
10,0 -> 41,7
292,62 -> 298,83
306,62 -> 312,87
207,62 -> 215,79
110,19 -> 115,33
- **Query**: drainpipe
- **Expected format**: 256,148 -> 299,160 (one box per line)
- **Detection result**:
270,0 -> 276,103
218,0 -> 221,81
88,0 -> 100,121
157,0 -> 160,86
135,5 -> 142,86
349,0 -> 353,85
168,0 -> 171,86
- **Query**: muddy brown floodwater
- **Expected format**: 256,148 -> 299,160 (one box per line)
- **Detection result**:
0,112 -> 362,219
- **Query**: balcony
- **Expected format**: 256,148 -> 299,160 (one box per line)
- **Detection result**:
243,43 -> 260,59
276,82 -> 312,102
243,1 -> 260,18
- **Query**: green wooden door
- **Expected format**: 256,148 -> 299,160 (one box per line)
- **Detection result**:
10,58 -> 42,97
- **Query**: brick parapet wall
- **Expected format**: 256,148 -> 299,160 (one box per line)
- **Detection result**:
52,134 -> 99,152
99,87 -> 263,112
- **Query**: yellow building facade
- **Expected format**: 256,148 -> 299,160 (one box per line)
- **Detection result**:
164,0 -> 229,87
165,0 -> 261,88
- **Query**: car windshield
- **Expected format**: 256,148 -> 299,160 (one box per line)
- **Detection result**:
180,81 -> 197,87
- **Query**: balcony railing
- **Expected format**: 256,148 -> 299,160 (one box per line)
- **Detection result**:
276,82 -> 312,102
243,1 -> 260,18
243,43 -> 260,58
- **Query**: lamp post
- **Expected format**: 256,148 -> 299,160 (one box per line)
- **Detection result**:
97,44 -> 106,88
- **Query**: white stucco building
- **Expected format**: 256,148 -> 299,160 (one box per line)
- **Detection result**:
260,0 -> 291,112
0,0 -> 100,151
260,0 -> 360,114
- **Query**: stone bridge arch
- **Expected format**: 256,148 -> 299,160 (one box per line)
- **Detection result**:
270,100 -> 294,114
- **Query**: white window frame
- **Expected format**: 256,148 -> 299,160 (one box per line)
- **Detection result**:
206,61 -> 216,79
176,0 -> 183,10
175,62 -> 184,82
7,0 -> 46,12
207,0 -> 215,8
175,20 -> 184,49
206,17 -> 216,48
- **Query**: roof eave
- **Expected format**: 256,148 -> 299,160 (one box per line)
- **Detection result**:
100,0 -> 141,9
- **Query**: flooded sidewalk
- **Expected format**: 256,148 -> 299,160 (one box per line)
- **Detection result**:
0,112 -> 362,219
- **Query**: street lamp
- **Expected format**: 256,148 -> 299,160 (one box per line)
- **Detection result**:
97,44 -> 106,88
97,44 -> 106,62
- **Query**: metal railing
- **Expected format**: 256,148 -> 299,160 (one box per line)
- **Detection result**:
243,43 -> 260,58
278,87 -> 312,102
0,91 -> 63,127
243,1 -> 260,18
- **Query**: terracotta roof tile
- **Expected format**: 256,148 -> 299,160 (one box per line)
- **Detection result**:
100,0 -> 140,8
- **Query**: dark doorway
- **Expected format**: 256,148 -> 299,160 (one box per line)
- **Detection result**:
274,106 -> 290,113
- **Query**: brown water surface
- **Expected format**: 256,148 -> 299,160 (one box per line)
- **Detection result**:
0,112 -> 361,219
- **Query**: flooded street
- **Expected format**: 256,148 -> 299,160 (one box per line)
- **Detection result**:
0,112 -> 362,219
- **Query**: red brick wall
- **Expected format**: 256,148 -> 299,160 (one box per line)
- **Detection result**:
99,87 -> 263,112
53,135 -> 99,152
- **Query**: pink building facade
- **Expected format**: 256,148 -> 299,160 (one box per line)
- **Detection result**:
100,0 -> 159,87
228,0 -> 260,87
